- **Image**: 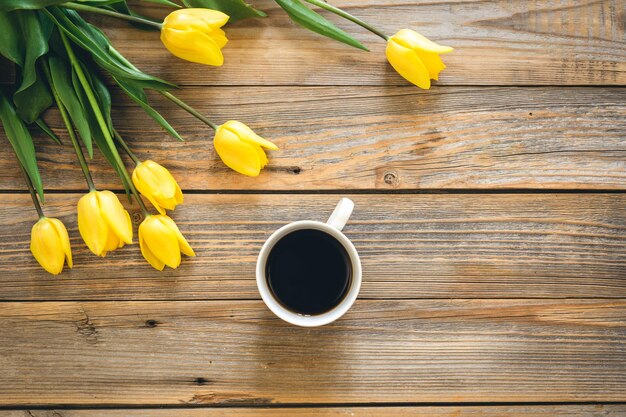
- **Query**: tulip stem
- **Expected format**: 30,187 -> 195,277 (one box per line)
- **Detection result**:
160,91 -> 218,131
60,2 -> 163,29
42,58 -> 96,192
113,129 -> 141,166
19,163 -> 45,219
303,0 -> 389,41
61,31 -> 150,216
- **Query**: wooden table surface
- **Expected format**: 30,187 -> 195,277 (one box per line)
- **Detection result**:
1,0 -> 625,415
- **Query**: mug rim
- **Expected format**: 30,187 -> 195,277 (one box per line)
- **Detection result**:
256,220 -> 362,327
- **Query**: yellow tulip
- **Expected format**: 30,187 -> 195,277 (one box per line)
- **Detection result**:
138,214 -> 195,271
77,190 -> 133,257
30,217 -> 73,275
161,8 -> 229,66
386,29 -> 453,89
132,160 -> 183,215
214,120 -> 278,177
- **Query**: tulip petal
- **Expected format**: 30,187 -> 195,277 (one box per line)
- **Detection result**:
48,218 -> 72,269
210,28 -> 228,49
141,216 -> 182,269
386,39 -> 431,89
214,127 -> 262,177
141,161 -> 178,200
161,28 -> 225,66
392,29 -> 453,54
416,50 -> 446,80
97,191 -> 133,245
77,192 -> 109,256
222,121 -> 278,150
122,209 -> 132,247
194,9 -> 229,29
157,215 -> 196,257
30,219 -> 64,275
141,189 -> 166,216
174,181 -> 183,206
103,228 -> 121,255
253,143 -> 269,168
164,8 -> 229,31
133,162 -> 171,215
139,228 -> 165,271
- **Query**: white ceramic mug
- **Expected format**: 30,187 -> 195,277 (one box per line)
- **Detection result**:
256,198 -> 362,327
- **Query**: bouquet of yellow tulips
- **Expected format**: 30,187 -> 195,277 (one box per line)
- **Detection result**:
0,0 -> 452,275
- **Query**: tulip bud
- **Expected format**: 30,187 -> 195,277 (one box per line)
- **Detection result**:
138,214 -> 195,271
213,120 -> 278,177
386,29 -> 453,89
132,160 -> 183,215
77,190 -> 133,257
30,217 -> 73,275
161,8 -> 229,66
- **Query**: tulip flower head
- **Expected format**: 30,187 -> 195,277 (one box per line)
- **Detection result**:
386,29 -> 453,89
161,8 -> 229,66
77,190 -> 133,257
30,217 -> 73,275
132,160 -> 183,215
214,120 -> 278,177
138,214 -> 195,271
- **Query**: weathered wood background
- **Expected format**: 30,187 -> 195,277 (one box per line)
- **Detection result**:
0,0 -> 624,415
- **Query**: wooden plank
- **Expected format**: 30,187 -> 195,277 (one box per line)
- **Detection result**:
2,405 -> 626,416
0,299 -> 625,405
1,86 -> 624,191
3,0 -> 621,86
0,193 -> 624,300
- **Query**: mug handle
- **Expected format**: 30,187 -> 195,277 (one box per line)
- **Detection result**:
327,198 -> 354,231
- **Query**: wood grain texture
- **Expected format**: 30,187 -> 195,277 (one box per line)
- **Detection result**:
0,299 -> 625,405
0,1 -> 624,410
3,0 -> 622,86
2,405 -> 626,417
1,86 -> 624,191
0,193 -> 624,301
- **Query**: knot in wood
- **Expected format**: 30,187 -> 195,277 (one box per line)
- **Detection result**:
132,211 -> 144,225
384,171 -> 399,186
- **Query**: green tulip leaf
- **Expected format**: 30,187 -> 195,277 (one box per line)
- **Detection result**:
44,7 -> 176,91
85,65 -> 132,198
34,117 -> 62,145
70,65 -> 132,196
136,0 -> 180,8
13,73 -> 54,123
97,44 -> 183,141
105,2 -> 164,30
86,62 -> 113,132
0,0 -> 120,11
0,0 -> 72,11
82,0 -> 130,5
115,78 -> 183,141
0,90 -> 44,200
182,0 -> 266,22
0,11 -> 24,65
273,0 -> 367,50
2,10 -> 54,123
48,54 -> 93,156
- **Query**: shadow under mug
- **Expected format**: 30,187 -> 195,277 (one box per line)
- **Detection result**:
256,198 -> 362,327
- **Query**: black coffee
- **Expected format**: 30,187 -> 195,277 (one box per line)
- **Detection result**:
265,229 -> 352,316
